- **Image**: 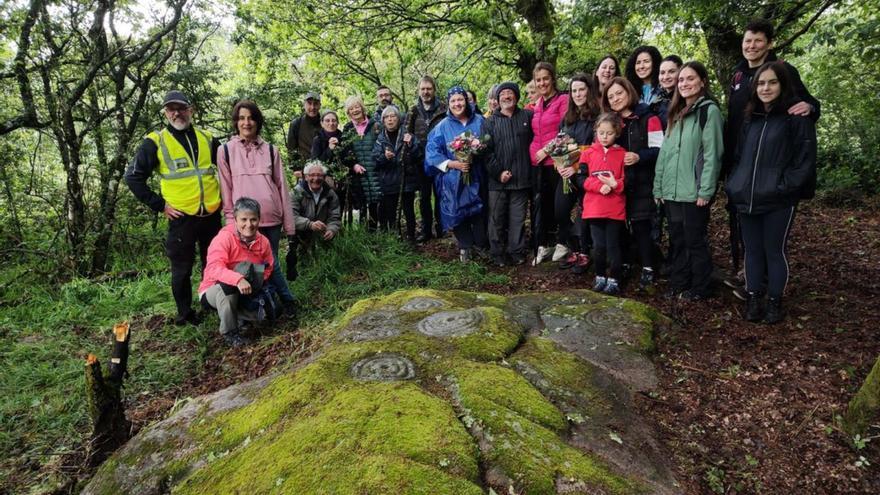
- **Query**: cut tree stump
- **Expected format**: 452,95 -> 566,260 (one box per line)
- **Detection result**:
84,322 -> 132,468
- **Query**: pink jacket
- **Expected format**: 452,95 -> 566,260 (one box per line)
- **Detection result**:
529,92 -> 570,166
218,136 -> 295,234
580,142 -> 626,221
198,223 -> 274,294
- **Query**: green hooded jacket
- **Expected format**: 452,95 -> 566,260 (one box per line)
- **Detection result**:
653,97 -> 724,202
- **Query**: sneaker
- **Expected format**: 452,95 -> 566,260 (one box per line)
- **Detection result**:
745,291 -> 765,322
638,268 -> 654,290
223,330 -> 253,347
593,276 -> 607,292
174,310 -> 201,326
492,255 -> 508,267
723,274 -> 744,289
603,278 -> 620,295
765,297 -> 784,324
559,252 -> 579,270
459,249 -> 471,263
532,245 -> 553,266
509,253 -> 526,266
731,286 -> 748,301
552,243 -> 570,262
572,254 -> 591,275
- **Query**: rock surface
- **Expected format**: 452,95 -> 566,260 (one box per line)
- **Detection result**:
83,289 -> 678,495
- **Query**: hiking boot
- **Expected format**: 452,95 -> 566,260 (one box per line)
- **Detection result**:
571,254 -> 591,275
765,297 -> 784,324
174,310 -> 201,326
745,291 -> 765,322
552,243 -> 571,262
664,287 -> 684,299
492,255 -> 508,267
459,249 -> 471,263
223,330 -> 253,347
559,252 -> 579,270
509,253 -> 526,266
532,245 -> 553,266
638,268 -> 655,290
592,276 -> 607,292
603,278 -> 620,295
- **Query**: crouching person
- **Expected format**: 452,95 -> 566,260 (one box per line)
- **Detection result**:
198,197 -> 274,347
287,161 -> 342,276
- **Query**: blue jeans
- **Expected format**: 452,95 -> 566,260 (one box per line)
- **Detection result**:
259,225 -> 295,303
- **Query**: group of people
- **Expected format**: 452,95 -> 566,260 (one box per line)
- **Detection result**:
125,18 -> 818,346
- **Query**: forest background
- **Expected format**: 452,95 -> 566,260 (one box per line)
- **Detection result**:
1,0 -> 878,493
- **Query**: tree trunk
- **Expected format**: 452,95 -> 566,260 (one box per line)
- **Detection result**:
702,19 -> 743,94
84,322 -> 131,468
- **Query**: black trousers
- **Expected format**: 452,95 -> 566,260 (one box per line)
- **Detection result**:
166,210 -> 221,317
629,219 -> 655,270
665,201 -> 713,295
488,189 -> 529,257
417,178 -> 442,236
740,206 -> 796,298
530,166 -> 559,250
555,178 -> 580,251
453,213 -> 488,250
379,192 -> 417,238
590,219 -> 623,279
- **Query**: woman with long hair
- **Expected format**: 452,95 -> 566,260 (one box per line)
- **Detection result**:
595,55 -> 621,95
725,61 -> 816,323
528,61 -> 570,264
654,61 -> 724,301
217,100 -> 296,316
653,55 -> 682,126
603,77 -> 665,289
625,46 -> 663,107
557,72 -> 602,274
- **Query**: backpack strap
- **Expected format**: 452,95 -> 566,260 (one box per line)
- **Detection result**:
698,104 -> 708,131
223,143 -> 229,166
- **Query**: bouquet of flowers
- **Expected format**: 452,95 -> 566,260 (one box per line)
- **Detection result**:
544,132 -> 580,193
449,131 -> 487,185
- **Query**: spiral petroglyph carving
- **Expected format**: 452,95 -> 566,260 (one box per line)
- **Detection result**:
400,297 -> 445,312
417,309 -> 483,337
340,310 -> 401,342
350,353 -> 416,381
582,308 -> 631,328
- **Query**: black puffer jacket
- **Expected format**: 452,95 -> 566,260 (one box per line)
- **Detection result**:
481,107 -> 534,191
559,117 -> 594,146
617,103 -> 662,221
725,107 -> 816,215
372,127 -> 422,195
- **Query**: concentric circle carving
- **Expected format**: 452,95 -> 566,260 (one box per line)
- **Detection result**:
350,353 -> 416,381
400,297 -> 445,312
417,309 -> 483,337
340,310 -> 401,342
582,308 -> 631,327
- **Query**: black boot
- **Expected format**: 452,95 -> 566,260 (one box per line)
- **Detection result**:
765,297 -> 784,324
745,291 -> 764,322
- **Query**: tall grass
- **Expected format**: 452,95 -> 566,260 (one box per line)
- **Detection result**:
0,223 -> 506,492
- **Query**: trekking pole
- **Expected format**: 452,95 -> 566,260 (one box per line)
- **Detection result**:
397,139 -> 410,238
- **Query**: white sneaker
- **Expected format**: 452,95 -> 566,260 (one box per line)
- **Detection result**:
551,243 -> 570,262
532,245 -> 553,266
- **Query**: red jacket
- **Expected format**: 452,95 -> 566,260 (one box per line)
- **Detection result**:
580,142 -> 626,220
529,92 -> 570,166
198,223 -> 274,294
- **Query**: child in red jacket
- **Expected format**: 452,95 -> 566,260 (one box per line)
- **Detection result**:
580,113 -> 626,294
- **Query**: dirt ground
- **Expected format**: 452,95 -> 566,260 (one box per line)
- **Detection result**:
117,198 -> 880,494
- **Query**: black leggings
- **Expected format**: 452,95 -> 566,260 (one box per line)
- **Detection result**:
590,219 -> 623,279
665,201 -> 712,295
740,206 -> 796,298
555,178 -> 578,250
531,166 -> 559,250
379,192 -> 416,238
629,219 -> 654,270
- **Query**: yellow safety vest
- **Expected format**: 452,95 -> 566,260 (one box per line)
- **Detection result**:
147,127 -> 221,216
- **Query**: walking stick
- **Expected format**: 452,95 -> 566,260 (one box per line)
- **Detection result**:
396,137 -> 412,238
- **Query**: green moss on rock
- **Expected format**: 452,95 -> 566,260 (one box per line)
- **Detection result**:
454,307 -> 523,362
843,355 -> 880,438
177,383 -> 480,495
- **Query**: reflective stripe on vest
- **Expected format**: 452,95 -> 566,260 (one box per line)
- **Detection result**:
148,128 -> 221,215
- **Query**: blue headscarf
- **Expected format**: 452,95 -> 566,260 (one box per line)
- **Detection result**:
446,85 -> 472,119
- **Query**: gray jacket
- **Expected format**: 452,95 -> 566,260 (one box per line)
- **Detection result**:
291,181 -> 342,235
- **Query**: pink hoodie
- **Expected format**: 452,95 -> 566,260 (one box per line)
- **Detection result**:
217,136 -> 295,234
529,92 -> 570,166
198,223 -> 274,295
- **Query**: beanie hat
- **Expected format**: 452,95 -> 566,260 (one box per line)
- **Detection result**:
495,81 -> 521,102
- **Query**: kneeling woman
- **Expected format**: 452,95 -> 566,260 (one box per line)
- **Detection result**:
198,197 -> 274,346
725,61 -> 816,324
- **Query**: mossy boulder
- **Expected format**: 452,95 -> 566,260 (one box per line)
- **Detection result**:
83,289 -> 677,494
843,354 -> 880,439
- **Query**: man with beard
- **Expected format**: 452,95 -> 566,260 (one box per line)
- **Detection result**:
286,92 -> 322,174
405,75 -> 447,242
125,90 -> 223,326
372,85 -> 405,126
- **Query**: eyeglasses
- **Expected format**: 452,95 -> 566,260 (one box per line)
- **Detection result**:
165,106 -> 191,114
306,174 -> 326,178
